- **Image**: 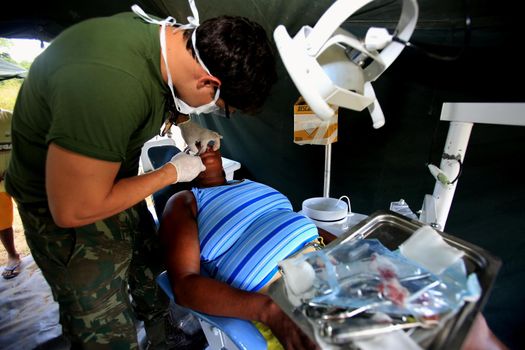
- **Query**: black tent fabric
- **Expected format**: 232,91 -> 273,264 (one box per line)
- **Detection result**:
0,58 -> 26,80
0,0 -> 522,46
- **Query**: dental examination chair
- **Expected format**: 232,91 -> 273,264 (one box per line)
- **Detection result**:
156,272 -> 266,350
140,137 -> 182,219
140,137 -> 266,350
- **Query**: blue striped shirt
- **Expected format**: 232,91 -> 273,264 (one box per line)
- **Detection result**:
192,180 -> 318,291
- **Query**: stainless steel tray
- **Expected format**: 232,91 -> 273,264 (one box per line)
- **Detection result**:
268,210 -> 501,349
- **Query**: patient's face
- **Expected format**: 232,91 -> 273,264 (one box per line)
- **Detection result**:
195,148 -> 227,188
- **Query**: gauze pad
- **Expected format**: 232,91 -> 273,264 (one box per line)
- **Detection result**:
399,225 -> 464,275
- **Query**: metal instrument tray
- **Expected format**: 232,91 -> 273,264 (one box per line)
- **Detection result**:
268,210 -> 501,349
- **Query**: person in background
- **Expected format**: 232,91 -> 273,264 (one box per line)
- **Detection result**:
4,1 -> 276,348
0,109 -> 21,280
159,148 -> 335,349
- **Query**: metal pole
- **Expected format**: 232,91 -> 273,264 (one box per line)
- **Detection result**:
432,121 -> 473,230
423,103 -> 525,229
323,143 -> 332,197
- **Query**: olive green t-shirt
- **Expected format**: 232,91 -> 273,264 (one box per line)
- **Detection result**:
6,12 -> 169,204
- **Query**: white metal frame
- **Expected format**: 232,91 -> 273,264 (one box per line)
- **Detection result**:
420,103 -> 525,230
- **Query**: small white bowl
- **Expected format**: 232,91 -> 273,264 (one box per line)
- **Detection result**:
302,197 -> 349,222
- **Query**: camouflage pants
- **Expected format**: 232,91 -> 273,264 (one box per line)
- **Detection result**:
18,200 -> 169,350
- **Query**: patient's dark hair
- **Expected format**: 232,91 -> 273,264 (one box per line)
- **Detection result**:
184,16 -> 277,113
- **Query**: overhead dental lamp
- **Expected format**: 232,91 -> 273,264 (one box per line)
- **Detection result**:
274,0 -> 419,129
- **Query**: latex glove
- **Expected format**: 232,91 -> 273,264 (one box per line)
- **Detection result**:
179,121 -> 222,155
167,152 -> 206,183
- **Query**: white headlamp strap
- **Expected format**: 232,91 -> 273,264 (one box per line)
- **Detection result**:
185,1 -> 220,102
132,4 -> 180,109
182,10 -> 221,113
131,5 -> 177,27
186,0 -> 200,27
132,2 -> 220,114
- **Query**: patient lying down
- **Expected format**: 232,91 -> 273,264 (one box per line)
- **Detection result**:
159,148 -> 329,349
159,148 -> 507,350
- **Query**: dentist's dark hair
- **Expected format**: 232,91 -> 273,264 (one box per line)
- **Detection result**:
184,16 -> 277,113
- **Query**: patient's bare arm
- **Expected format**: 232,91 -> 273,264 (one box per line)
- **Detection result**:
159,190 -> 319,349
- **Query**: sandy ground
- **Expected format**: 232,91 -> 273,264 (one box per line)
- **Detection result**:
0,202 -> 30,266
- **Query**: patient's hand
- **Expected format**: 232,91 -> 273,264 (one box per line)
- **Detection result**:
262,301 -> 319,350
462,314 -> 508,350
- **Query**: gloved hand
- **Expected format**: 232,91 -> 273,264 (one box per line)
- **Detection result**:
167,152 -> 206,183
179,120 -> 222,155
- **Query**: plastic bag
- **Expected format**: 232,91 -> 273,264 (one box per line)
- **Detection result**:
389,199 -> 418,220
279,238 -> 478,319
166,301 -> 207,349
168,301 -> 202,336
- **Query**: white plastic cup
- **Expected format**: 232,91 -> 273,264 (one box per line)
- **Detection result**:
302,196 -> 351,224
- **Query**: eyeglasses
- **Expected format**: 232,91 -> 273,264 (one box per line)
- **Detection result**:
224,102 -> 231,119
159,98 -> 234,137
160,109 -> 177,137
212,101 -> 235,119
220,101 -> 232,119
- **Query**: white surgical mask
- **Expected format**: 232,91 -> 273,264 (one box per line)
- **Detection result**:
132,1 -> 220,115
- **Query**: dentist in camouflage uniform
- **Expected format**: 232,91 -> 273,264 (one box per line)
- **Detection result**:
5,1 -> 276,348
